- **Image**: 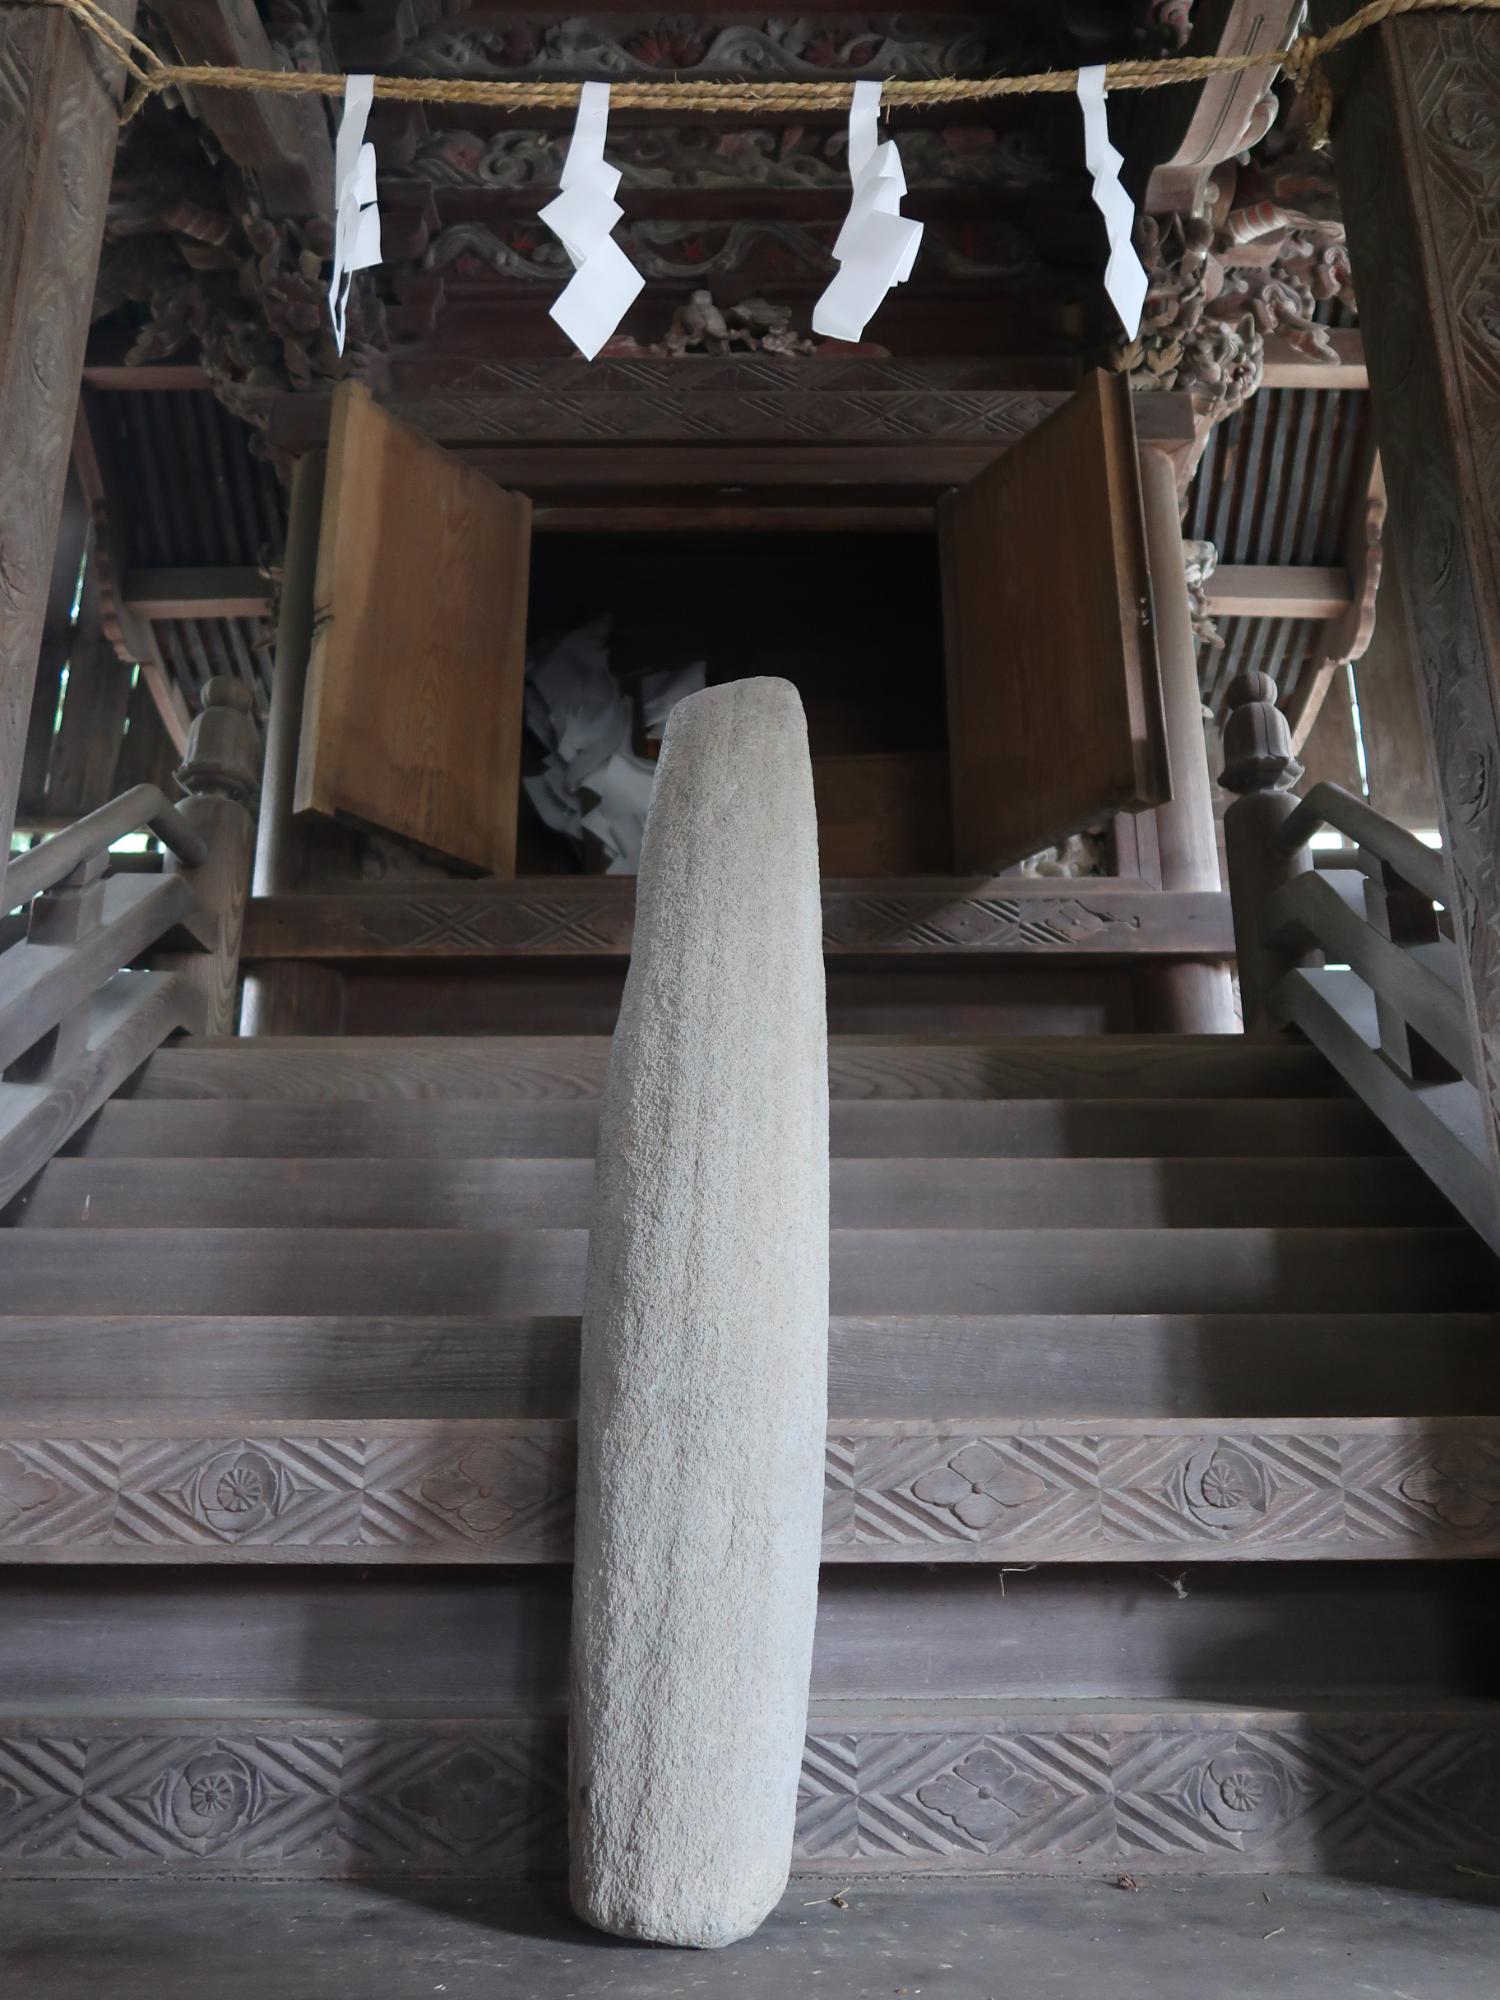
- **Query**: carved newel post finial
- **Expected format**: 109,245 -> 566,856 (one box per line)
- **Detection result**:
175,676 -> 260,807
1219,671 -> 1312,1033
1219,671 -> 1303,798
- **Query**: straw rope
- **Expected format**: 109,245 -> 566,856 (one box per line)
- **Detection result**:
22,0 -> 1500,144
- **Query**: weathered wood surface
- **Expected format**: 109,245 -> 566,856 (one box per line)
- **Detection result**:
0,0 -> 133,873
1315,0 -> 1500,1185
73,1092 -> 1391,1161
0,1698 -> 1496,1876
2,1227 -> 1490,1317
940,373 -> 1168,872
296,384 -> 532,875
15,1152 -> 1444,1233
0,1415 -> 1494,1563
0,874 -> 199,1074
124,1033 -> 1340,1102
7,1566 -> 1489,1704
123,567 -> 273,621
147,0 -> 332,218
1275,969 -> 1500,1252
1204,566 -> 1353,619
241,882 -> 1236,961
0,1312 -> 1493,1421
0,972 -> 202,1213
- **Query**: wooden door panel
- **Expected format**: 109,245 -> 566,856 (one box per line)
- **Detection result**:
939,370 -> 1170,872
295,382 -> 531,874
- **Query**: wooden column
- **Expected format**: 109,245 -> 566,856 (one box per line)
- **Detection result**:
1312,2 -> 1500,1172
1134,446 -> 1238,1034
241,451 -> 343,1035
0,0 -> 134,887
156,679 -> 259,1037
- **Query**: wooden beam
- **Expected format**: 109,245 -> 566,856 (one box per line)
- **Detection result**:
148,0 -> 332,220
1204,565 -> 1353,619
240,881 -> 1235,961
1260,330 -> 1369,391
0,1 -> 135,885
124,566 -> 272,621
1313,0 -> 1500,1186
70,404 -> 191,756
1287,436 -> 1387,754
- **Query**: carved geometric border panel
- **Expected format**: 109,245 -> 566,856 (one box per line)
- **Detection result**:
241,885 -> 1234,961
2,1419 -> 1496,1562
2,1709 -> 1497,1876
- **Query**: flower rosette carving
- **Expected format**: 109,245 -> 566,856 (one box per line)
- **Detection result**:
911,1442 -> 1048,1533
183,1445 -> 288,1539
917,1747 -> 1060,1844
0,1448 -> 60,1533
1181,1441 -> 1268,1533
397,1747 -> 518,1854
419,1442 -> 569,1541
1198,1749 -> 1290,1838
134,1747 -> 283,1854
1399,1447 -> 1500,1531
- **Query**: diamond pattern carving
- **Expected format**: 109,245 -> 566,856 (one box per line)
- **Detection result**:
1,1422 -> 1496,1562
2,1712 -> 1496,1875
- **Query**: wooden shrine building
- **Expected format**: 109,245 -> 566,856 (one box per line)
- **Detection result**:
2,0 -> 1500,1980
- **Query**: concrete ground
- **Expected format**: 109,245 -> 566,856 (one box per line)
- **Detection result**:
4,1872 -> 1499,1999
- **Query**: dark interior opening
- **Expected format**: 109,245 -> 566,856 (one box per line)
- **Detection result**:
521,529 -> 951,876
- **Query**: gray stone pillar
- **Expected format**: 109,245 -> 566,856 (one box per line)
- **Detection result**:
570,677 -> 829,1949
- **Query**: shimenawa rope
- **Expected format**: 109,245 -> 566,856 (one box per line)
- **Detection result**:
25,0 -> 1500,146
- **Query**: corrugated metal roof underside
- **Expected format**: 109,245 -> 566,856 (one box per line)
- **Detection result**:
86,387 -> 285,709
1186,384 -> 1373,716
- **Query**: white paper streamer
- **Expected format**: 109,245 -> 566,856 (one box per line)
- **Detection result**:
328,74 -> 382,355
539,82 -> 644,361
1078,65 -> 1148,342
812,81 -> 924,344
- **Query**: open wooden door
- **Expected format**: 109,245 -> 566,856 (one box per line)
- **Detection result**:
295,381 -> 532,874
939,369 -> 1171,872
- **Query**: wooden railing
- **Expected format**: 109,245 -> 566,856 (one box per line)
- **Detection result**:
1221,670 -> 1500,1253
0,677 -> 257,1210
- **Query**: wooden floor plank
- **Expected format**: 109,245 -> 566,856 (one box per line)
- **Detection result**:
70,1094 -> 1395,1161
14,1154 -> 1445,1231
0,1414 -> 1494,1564
6,1873 -> 1500,1989
1,1312 -> 1493,1420
1,1227 -> 1490,1316
130,1035 -> 1343,1103
4,1566 -> 1488,1705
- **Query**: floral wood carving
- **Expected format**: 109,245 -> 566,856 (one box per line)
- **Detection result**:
1113,140 -> 1356,420
396,15 -> 1035,83
3,1712 -> 1499,1873
0,1422 -> 1496,1559
412,124 -> 1056,194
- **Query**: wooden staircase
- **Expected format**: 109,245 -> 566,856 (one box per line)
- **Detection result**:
2,1029 -> 1498,1879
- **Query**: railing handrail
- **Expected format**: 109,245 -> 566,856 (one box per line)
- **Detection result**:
1275,779 -> 1450,909
1220,671 -> 1500,1255
3,784 -> 207,915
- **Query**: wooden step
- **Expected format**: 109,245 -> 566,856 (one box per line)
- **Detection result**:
14,1154 -> 1445,1231
0,1414 -> 1493,1563
131,1034 -> 1344,1103
11,1875 -> 1500,1989
70,1093 -> 1397,1161
8,1566 -> 1490,1706
2,1227 -> 1490,1316
3,1312 -> 1494,1420
0,1694 -> 1494,1877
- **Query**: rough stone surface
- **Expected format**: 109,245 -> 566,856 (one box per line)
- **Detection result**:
569,677 -> 829,1950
